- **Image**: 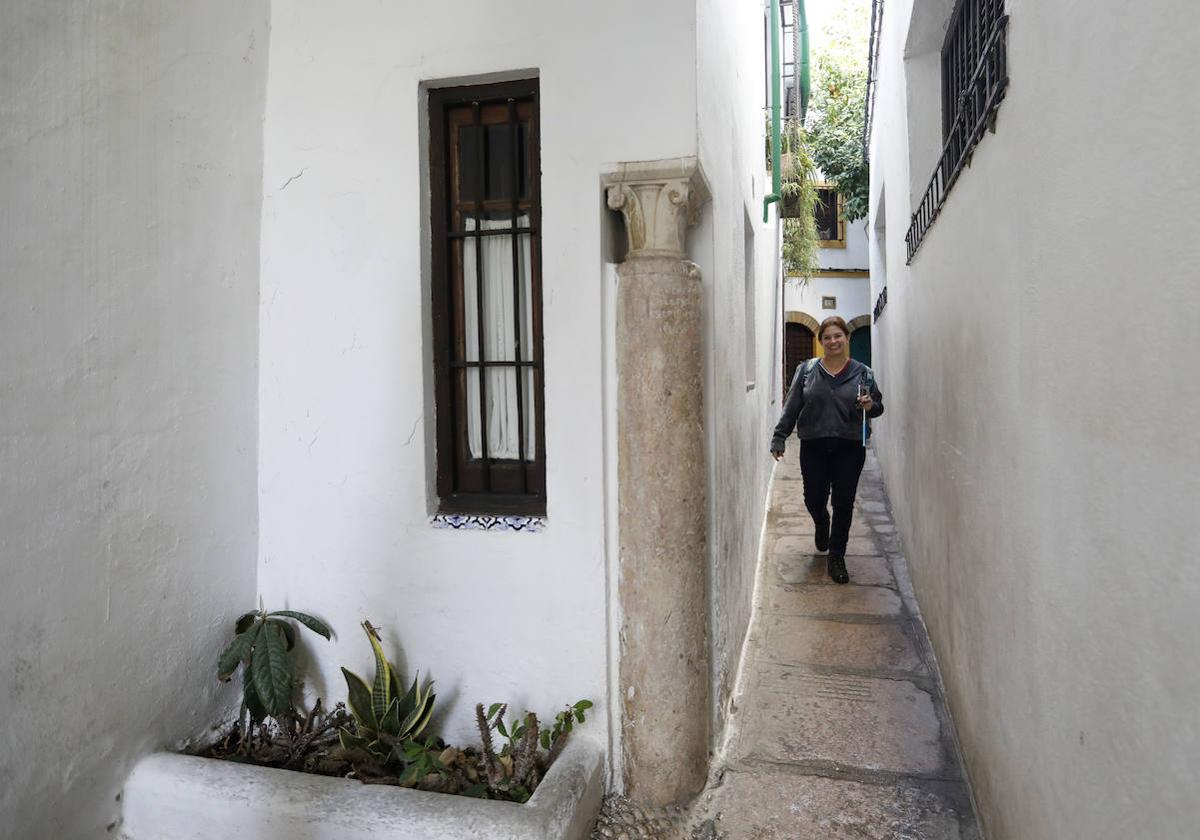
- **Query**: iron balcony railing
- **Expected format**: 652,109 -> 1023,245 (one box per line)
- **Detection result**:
905,14 -> 1010,264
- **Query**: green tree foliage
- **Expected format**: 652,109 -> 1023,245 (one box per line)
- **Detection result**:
807,1 -> 870,222
780,123 -> 819,279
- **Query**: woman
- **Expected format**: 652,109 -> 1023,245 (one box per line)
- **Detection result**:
770,316 -> 884,584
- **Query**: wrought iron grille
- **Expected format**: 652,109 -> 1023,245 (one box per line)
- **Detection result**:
873,286 -> 888,321
905,6 -> 1009,264
861,0 -> 885,160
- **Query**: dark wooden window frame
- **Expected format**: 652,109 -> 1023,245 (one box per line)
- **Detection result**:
429,79 -> 546,516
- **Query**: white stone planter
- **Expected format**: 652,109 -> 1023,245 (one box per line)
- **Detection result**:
120,737 -> 604,840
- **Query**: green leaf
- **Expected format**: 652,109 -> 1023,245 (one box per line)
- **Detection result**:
540,730 -> 551,750
341,667 -> 376,729
380,696 -> 401,735
217,624 -> 260,681
496,718 -> 508,738
234,612 -> 258,634
251,621 -> 293,717
409,694 -> 435,737
399,763 -> 421,784
243,672 -> 268,723
363,624 -> 392,720
338,729 -> 368,751
268,618 -> 296,651
487,702 -> 504,720
574,709 -> 585,723
463,782 -> 490,799
574,700 -> 593,711
267,610 -> 332,640
396,673 -> 419,720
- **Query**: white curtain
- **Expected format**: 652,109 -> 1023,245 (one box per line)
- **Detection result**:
463,215 -> 536,460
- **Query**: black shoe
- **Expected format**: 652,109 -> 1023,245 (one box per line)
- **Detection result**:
814,518 -> 830,553
827,555 -> 849,584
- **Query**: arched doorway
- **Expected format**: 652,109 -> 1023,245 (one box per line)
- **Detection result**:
847,315 -> 872,366
783,322 -> 815,390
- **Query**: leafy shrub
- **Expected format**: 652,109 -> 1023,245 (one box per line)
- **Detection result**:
216,606 -> 332,722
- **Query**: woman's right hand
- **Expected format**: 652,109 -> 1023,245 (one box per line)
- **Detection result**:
771,450 -> 784,462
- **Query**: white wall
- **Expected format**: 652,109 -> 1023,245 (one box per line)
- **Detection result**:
257,0 -> 697,750
695,0 -> 783,741
783,275 -> 871,328
819,216 -> 870,271
869,1 -> 1200,837
0,3 -> 267,837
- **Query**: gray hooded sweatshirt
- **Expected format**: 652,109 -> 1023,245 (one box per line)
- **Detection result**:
770,358 -> 884,451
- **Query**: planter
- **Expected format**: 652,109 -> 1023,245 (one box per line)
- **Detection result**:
120,736 -> 604,840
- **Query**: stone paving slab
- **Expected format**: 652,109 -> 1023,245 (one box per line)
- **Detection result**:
775,553 -> 895,587
747,665 -> 944,775
708,769 -> 980,840
679,451 -> 981,840
769,533 -> 882,556
759,614 -> 926,675
764,584 -> 903,618
768,516 -> 817,535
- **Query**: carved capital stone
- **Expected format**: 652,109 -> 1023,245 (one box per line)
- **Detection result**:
604,158 -> 711,259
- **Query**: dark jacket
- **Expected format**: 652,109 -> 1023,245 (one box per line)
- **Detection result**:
770,358 -> 884,451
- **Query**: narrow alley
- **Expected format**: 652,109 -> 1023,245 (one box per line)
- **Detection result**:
694,450 -> 981,838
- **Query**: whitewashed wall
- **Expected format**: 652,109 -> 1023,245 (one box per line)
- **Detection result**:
695,0 -> 783,742
0,3 -> 267,837
869,1 -> 1200,837
783,275 -> 871,328
256,0 -> 697,751
819,216 -> 870,271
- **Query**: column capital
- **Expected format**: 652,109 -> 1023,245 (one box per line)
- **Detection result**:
603,157 -> 711,259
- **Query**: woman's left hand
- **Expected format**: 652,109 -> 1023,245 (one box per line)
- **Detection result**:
857,394 -> 874,411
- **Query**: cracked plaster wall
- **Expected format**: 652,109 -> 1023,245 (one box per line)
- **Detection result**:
868,1 -> 1200,837
0,2 -> 268,836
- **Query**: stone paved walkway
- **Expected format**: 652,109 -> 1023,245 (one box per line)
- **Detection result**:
690,449 -> 982,840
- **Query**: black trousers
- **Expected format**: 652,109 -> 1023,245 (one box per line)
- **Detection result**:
799,437 -> 867,557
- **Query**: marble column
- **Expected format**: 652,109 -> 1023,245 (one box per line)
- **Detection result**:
604,158 -> 711,805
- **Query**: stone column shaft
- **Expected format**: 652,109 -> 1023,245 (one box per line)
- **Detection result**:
605,158 -> 711,806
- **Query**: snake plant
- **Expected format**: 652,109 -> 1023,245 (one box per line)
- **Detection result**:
338,620 -> 435,762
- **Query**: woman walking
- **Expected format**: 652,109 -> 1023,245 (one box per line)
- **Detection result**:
770,316 -> 884,584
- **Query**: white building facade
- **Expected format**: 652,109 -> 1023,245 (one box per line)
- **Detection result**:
866,1 -> 1200,837
0,0 -> 786,834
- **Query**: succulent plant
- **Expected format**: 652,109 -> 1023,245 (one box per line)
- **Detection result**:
338,620 -> 435,763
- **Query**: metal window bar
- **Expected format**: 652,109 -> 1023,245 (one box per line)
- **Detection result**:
471,101 -> 491,488
507,98 -> 528,489
861,0 -> 885,160
905,13 -> 1009,264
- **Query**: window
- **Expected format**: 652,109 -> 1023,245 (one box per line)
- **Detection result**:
905,0 -> 1009,262
781,1 -> 797,118
821,296 -> 837,310
814,185 -> 846,248
429,79 -> 545,515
